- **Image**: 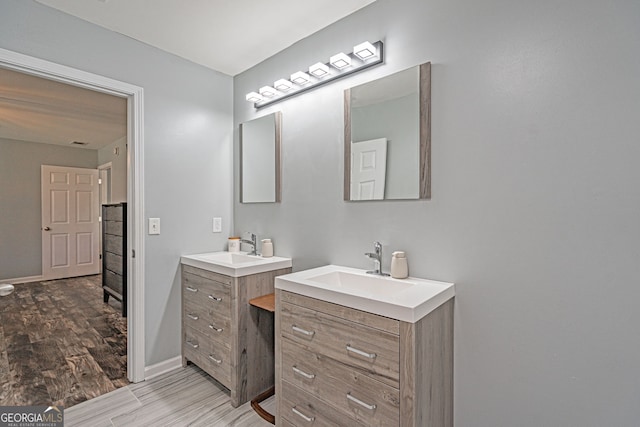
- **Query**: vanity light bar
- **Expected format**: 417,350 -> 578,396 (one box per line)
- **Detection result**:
259,86 -> 277,98
353,41 -> 378,60
246,92 -> 263,103
290,71 -> 311,85
274,78 -> 293,92
246,40 -> 384,109
329,52 -> 351,69
309,62 -> 330,77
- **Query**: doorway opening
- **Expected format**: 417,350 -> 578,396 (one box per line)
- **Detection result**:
0,47 -> 145,385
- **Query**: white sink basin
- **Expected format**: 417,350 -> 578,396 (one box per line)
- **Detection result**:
275,265 -> 454,323
308,270 -> 414,296
181,251 -> 292,277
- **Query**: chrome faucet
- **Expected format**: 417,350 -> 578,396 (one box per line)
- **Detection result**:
365,241 -> 389,276
240,232 -> 258,256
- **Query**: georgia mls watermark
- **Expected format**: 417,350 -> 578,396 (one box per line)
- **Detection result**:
0,406 -> 63,427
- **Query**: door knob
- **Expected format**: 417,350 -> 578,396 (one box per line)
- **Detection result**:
43,226 -> 51,231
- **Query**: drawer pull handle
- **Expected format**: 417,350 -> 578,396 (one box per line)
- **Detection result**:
209,324 -> 223,332
346,345 -> 376,359
208,355 -> 222,364
292,365 -> 315,379
292,325 -> 315,337
186,286 -> 198,292
187,314 -> 199,320
291,407 -> 315,422
186,340 -> 199,349
347,392 -> 377,410
208,295 -> 222,302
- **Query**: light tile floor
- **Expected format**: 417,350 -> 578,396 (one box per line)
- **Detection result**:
65,364 -> 273,427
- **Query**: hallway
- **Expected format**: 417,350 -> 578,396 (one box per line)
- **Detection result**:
0,275 -> 127,407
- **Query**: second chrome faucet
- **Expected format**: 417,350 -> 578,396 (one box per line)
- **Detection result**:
240,232 -> 258,256
365,241 -> 390,276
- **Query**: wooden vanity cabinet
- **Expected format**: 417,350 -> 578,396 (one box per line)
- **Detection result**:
181,264 -> 291,408
275,290 -> 453,427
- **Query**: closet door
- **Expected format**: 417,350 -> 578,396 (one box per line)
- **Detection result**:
41,165 -> 100,280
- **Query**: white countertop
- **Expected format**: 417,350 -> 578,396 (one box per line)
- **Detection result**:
275,264 -> 455,323
180,251 -> 292,277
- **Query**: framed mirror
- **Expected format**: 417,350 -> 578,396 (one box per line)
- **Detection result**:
239,112 -> 282,203
344,62 -> 431,201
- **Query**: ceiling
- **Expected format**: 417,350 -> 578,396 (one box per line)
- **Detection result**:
34,0 -> 377,76
1,1 -> 375,149
0,68 -> 127,150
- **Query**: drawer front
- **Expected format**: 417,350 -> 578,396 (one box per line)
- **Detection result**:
182,264 -> 232,286
280,301 -> 400,388
104,233 -> 123,256
104,220 -> 123,236
184,325 -> 231,385
104,251 -> 123,275
103,269 -> 123,297
182,271 -> 231,314
281,382 -> 367,427
183,298 -> 231,345
281,338 -> 399,426
103,205 -> 124,221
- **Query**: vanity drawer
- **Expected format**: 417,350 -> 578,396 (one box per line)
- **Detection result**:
281,381 -> 367,427
182,271 -> 231,311
281,337 -> 399,426
182,264 -> 232,286
184,325 -> 230,386
280,301 -> 400,388
183,299 -> 231,343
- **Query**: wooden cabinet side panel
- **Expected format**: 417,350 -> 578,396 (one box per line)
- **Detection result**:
275,289 -> 284,426
400,298 -> 454,427
181,267 -> 188,367
232,267 -> 291,407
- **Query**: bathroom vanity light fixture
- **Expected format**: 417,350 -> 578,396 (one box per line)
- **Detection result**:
309,62 -> 330,77
353,41 -> 378,60
246,40 -> 384,109
274,79 -> 293,92
329,52 -> 352,69
290,71 -> 311,85
259,86 -> 277,98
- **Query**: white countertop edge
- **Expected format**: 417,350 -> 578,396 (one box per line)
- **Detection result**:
180,251 -> 292,278
275,265 -> 455,323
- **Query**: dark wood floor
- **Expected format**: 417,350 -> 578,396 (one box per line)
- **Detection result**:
0,274 -> 128,408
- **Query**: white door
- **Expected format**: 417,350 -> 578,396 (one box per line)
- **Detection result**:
41,165 -> 100,280
350,138 -> 388,200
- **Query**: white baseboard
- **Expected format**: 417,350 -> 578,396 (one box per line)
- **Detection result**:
0,275 -> 44,285
144,356 -> 183,380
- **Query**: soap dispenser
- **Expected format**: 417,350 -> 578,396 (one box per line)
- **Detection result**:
261,239 -> 273,257
390,251 -> 408,279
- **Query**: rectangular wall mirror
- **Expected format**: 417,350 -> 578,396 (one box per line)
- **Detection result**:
344,62 -> 431,201
239,111 -> 282,203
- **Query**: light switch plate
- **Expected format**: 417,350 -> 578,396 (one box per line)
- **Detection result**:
213,217 -> 222,233
149,218 -> 160,235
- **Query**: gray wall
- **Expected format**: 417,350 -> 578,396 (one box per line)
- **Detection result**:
234,0 -> 640,425
98,136 -> 128,203
0,138 -> 98,280
1,0 -> 233,366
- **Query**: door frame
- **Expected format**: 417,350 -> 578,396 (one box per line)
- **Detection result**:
0,47 -> 146,383
98,162 -> 113,205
